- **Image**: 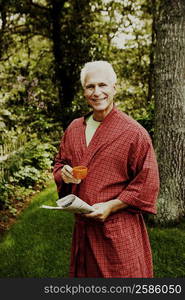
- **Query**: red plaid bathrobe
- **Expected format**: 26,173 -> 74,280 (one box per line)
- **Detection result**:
53,106 -> 160,278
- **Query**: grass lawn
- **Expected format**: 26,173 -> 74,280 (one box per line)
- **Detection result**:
148,222 -> 185,278
0,181 -> 184,278
0,181 -> 74,277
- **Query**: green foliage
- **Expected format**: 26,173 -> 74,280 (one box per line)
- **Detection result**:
0,181 -> 14,210
0,0 -> 154,132
20,138 -> 57,170
0,34 -> 60,138
0,137 -> 57,212
13,166 -> 42,188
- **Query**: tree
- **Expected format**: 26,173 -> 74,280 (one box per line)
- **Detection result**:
0,0 -> 155,135
49,0 -> 96,128
0,0 -> 96,129
154,0 -> 185,224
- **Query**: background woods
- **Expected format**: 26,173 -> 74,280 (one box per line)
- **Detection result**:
0,0 -> 185,228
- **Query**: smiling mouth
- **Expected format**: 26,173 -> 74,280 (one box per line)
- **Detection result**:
91,98 -> 106,102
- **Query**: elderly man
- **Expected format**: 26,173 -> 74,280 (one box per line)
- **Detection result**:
53,61 -> 160,278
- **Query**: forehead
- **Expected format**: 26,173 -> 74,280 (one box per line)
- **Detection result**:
84,68 -> 112,85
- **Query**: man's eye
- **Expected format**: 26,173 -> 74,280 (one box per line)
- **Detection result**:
99,83 -> 106,87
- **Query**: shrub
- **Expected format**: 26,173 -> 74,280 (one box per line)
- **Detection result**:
0,137 -> 57,213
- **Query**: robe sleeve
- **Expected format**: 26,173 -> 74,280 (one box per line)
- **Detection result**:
53,130 -> 72,198
118,131 -> 160,214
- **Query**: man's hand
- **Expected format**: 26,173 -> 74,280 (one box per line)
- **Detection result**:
62,165 -> 81,184
84,199 -> 128,222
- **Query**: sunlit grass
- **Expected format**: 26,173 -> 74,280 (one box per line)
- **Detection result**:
0,181 -> 74,277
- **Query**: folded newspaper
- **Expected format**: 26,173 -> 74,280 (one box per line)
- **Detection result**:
41,194 -> 95,214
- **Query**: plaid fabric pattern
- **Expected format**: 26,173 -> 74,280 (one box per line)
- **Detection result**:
53,107 -> 160,278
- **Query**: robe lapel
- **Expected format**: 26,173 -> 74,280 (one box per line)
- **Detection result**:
79,107 -> 118,167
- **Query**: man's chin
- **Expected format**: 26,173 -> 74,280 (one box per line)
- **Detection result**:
88,100 -> 113,113
90,100 -> 108,109
91,105 -> 107,111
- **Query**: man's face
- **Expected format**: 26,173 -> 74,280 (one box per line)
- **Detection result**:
83,68 -> 116,114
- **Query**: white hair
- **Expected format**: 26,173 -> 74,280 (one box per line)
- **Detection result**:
80,60 -> 117,87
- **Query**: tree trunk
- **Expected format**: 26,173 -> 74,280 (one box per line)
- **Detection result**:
50,0 -> 65,109
147,0 -> 156,103
50,0 -> 92,129
154,0 -> 185,224
0,2 -> 7,59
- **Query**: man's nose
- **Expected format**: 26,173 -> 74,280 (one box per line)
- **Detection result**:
93,86 -> 101,96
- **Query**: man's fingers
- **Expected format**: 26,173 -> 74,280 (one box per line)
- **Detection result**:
84,209 -> 100,218
84,211 -> 105,222
72,178 -> 81,184
65,165 -> 73,173
62,165 -> 73,178
75,179 -> 81,184
92,204 -> 101,209
62,165 -> 81,184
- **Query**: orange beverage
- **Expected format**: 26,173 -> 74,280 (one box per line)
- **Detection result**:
73,166 -> 88,179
